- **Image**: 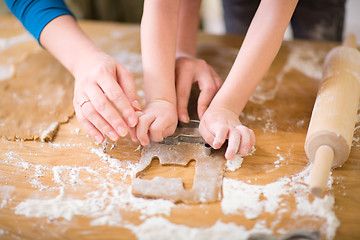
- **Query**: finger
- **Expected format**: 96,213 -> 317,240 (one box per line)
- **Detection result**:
116,63 -> 142,111
148,118 -> 168,142
212,124 -> 228,149
97,73 -> 138,128
197,70 -> 219,119
136,114 -> 156,146
163,123 -> 177,138
209,66 -> 223,89
129,111 -> 145,142
129,127 -> 138,142
74,102 -> 104,143
236,125 -> 253,155
80,97 -> 121,141
86,84 -> 128,137
149,117 -> 177,142
199,120 -> 215,148
175,62 -> 193,123
225,128 -> 241,160
249,129 -> 256,150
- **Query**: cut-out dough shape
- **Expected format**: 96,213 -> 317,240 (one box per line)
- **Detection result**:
132,126 -> 226,204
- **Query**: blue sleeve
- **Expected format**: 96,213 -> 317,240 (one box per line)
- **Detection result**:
4,0 -> 75,43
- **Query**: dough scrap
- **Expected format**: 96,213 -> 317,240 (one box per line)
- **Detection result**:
132,140 -> 226,204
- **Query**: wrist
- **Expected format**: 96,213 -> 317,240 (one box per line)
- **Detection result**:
175,51 -> 195,59
144,76 -> 177,105
70,47 -> 105,78
210,89 -> 245,117
146,94 -> 177,106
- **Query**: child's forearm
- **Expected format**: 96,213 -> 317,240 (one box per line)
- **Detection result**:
211,0 -> 298,115
141,0 -> 180,104
176,0 -> 202,57
39,15 -> 103,77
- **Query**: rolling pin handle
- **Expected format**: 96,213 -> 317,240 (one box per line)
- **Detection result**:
309,145 -> 334,197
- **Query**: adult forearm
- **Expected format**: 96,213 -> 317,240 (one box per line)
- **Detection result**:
5,0 -> 73,41
212,0 -> 298,115
141,0 -> 180,104
39,15 -> 103,77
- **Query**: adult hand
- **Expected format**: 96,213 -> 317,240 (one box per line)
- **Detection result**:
73,51 -> 141,143
175,55 -> 223,123
199,105 -> 255,160
136,100 -> 178,146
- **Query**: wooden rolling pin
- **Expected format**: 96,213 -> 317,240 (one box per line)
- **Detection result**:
305,33 -> 360,197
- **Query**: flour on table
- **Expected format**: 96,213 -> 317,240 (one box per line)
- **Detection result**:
0,185 -> 15,209
225,155 -> 244,172
126,217 -> 272,240
0,64 -> 15,81
11,144 -> 175,225
2,140 -> 340,239
0,33 -> 32,52
250,42 -> 327,104
221,166 -> 339,240
113,51 -> 142,74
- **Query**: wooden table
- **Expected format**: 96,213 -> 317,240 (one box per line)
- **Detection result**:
0,16 -> 359,240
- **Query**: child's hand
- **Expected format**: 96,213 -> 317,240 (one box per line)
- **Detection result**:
199,105 -> 255,160
175,56 -> 222,123
136,100 -> 178,146
73,51 -> 140,143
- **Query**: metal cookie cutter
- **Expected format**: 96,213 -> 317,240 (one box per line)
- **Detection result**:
160,120 -> 213,156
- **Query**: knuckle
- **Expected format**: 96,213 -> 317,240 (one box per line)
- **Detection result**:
93,100 -> 107,112
197,59 -> 208,68
106,90 -> 123,102
113,120 -> 126,131
177,89 -> 189,98
149,127 -> 163,141
150,135 -> 163,143
83,108 -> 97,121
203,84 -> 217,93
76,112 -> 86,123
179,59 -> 192,69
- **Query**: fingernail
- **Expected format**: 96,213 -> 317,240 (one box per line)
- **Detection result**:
118,127 -> 128,137
180,114 -> 189,123
108,131 -> 118,141
95,135 -> 103,143
132,100 -> 142,111
213,140 -> 221,149
128,116 -> 137,127
131,135 -> 138,142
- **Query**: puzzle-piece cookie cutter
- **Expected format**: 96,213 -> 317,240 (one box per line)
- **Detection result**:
132,120 -> 226,204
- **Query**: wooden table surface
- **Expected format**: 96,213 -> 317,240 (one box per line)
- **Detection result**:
0,16 -> 359,240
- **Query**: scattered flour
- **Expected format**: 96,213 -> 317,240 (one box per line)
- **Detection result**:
225,147 -> 256,172
276,153 -> 285,161
10,145 -> 175,225
221,166 -> 339,239
0,33 -> 33,52
225,155 -> 244,172
250,43 -> 326,104
0,64 -> 15,81
0,185 -> 15,209
126,217 -> 272,240
2,142 -> 340,239
113,51 -> 142,74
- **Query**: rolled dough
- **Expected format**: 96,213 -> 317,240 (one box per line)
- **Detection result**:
132,138 -> 227,204
0,49 -> 74,141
